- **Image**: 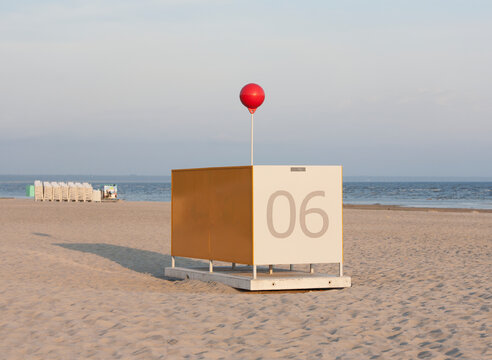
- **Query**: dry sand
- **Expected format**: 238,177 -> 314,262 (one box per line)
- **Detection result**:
0,199 -> 490,359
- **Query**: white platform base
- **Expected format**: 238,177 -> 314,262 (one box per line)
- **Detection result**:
165,266 -> 351,291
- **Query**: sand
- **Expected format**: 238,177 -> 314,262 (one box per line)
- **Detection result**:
0,199 -> 490,359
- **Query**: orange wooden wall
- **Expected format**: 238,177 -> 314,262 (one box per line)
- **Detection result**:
171,166 -> 254,264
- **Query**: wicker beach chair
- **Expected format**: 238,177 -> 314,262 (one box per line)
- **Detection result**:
83,183 -> 93,202
76,182 -> 85,202
34,180 -> 43,201
60,182 -> 69,201
68,182 -> 77,202
52,182 -> 62,201
92,189 -> 102,202
43,182 -> 53,201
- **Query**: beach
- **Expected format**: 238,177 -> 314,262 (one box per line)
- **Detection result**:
0,199 -> 490,359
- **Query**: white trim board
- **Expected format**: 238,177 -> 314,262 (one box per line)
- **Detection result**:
165,266 -> 351,291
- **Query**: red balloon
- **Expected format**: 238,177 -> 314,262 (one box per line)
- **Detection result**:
240,83 -> 265,114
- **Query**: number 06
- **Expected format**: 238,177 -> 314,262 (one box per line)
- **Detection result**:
267,191 -> 329,238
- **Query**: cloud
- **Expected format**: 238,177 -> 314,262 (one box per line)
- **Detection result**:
0,1 -> 491,175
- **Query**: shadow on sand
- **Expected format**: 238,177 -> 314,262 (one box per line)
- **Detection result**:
53,243 -> 206,280
33,232 -> 51,237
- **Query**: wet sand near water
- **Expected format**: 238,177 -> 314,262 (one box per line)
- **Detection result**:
0,199 -> 490,359
344,203 -> 492,213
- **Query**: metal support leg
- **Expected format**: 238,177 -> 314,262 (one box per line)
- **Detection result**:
290,264 -> 294,271
171,256 -> 175,268
253,265 -> 257,279
232,263 -> 236,270
269,265 -> 273,275
310,264 -> 314,274
209,260 -> 213,273
339,262 -> 343,277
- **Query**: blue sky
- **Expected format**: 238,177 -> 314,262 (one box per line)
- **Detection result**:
1,1 -> 491,176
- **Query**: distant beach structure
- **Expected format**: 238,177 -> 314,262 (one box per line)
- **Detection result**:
102,184 -> 118,200
30,181 -> 101,202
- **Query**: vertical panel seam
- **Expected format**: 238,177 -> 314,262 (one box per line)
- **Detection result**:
251,165 -> 254,265
171,170 -> 174,256
341,166 -> 344,263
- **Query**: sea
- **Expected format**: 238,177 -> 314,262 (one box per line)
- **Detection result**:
1,175 -> 491,210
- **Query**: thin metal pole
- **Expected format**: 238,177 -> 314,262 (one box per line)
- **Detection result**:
309,264 -> 314,274
253,265 -> 257,279
339,262 -> 343,277
251,112 -> 254,165
171,256 -> 175,268
269,265 -> 273,275
232,262 -> 236,270
290,264 -> 294,271
209,260 -> 213,273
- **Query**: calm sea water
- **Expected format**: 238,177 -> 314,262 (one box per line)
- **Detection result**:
1,175 -> 491,209
343,182 -> 491,209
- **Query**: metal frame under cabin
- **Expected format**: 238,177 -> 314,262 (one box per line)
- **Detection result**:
165,262 -> 350,291
165,165 -> 351,291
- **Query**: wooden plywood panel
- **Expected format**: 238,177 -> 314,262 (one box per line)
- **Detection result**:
253,166 -> 343,265
172,166 -> 253,264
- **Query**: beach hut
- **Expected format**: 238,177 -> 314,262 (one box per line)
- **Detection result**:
166,165 -> 351,291
102,184 -> 118,200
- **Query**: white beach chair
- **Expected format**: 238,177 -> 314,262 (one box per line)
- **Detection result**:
60,182 -> 69,201
34,180 -> 43,201
43,182 -> 53,201
76,182 -> 85,202
68,182 -> 77,202
83,183 -> 93,202
52,182 -> 62,201
92,189 -> 102,202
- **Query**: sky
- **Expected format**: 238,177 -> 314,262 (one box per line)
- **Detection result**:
1,0 -> 491,176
